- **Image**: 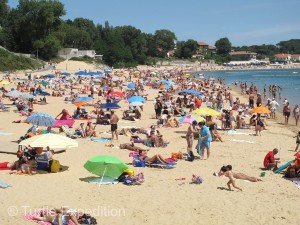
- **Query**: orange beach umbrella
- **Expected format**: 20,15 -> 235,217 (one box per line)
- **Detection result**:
251,106 -> 270,114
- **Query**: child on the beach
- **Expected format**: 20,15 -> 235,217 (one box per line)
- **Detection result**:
294,131 -> 300,152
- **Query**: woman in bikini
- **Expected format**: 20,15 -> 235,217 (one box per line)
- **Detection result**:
218,165 -> 262,191
138,149 -> 169,165
186,120 -> 198,154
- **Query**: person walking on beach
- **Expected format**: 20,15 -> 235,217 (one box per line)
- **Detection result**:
110,110 -> 119,140
270,98 -> 279,119
293,105 -> 300,126
249,93 -> 255,108
283,102 -> 291,125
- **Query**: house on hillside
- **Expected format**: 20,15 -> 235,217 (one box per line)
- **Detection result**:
197,42 -> 209,55
229,51 -> 257,60
291,54 -> 300,62
192,54 -> 205,60
275,53 -> 291,64
207,46 -> 216,56
57,48 -> 97,59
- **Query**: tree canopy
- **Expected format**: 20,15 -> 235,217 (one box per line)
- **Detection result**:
0,0 -> 299,67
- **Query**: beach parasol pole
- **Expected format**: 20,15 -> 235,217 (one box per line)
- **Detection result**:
100,165 -> 107,184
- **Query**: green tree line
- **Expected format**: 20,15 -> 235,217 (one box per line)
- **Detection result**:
0,0 -> 299,67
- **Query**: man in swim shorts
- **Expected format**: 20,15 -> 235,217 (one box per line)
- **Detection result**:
110,110 -> 119,140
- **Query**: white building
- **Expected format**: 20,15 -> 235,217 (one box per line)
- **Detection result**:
57,48 -> 97,59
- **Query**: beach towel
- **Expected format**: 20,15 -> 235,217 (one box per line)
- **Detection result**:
23,210 -> 75,225
89,138 -> 111,143
0,182 -> 12,188
291,180 -> 300,189
229,139 -> 254,144
227,130 -> 252,135
0,132 -> 13,136
88,176 -> 118,185
53,119 -> 75,128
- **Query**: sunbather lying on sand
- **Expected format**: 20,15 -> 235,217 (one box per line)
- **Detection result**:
32,207 -> 82,225
119,143 -> 148,151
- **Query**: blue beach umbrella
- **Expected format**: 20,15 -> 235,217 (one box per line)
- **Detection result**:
74,96 -> 94,102
26,112 -> 56,127
104,69 -> 111,73
6,90 -> 23,98
99,103 -> 121,109
128,96 -> 145,103
61,72 -> 70,75
164,85 -> 170,89
20,93 -> 35,99
44,74 -> 55,78
38,91 -> 51,96
127,83 -> 136,89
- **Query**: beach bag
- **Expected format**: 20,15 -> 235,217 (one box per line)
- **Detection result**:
192,174 -> 203,184
171,152 -> 183,159
50,160 -> 60,173
187,151 -> 195,162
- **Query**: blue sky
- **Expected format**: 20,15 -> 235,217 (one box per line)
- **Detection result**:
8,0 -> 300,46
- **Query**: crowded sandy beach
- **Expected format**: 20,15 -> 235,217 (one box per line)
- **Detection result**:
0,60 -> 300,225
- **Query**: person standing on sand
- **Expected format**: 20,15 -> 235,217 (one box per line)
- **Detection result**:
186,120 -> 198,157
198,121 -> 212,159
270,98 -> 279,119
249,93 -> 255,108
293,105 -> 300,126
283,102 -> 291,125
110,110 -> 119,140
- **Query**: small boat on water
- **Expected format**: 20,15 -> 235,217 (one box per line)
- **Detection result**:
292,71 -> 298,74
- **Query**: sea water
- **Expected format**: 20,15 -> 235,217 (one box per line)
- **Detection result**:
198,68 -> 300,107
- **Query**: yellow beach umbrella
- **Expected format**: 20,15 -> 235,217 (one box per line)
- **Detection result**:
19,133 -> 78,149
251,106 -> 270,114
192,108 -> 220,116
0,80 -> 10,85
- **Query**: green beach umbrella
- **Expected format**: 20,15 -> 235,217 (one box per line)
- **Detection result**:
84,155 -> 128,179
38,81 -> 49,86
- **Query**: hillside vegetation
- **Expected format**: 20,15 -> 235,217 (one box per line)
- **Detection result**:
0,48 -> 43,71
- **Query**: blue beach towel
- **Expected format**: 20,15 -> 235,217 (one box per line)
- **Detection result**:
89,138 -> 111,143
0,182 -> 12,188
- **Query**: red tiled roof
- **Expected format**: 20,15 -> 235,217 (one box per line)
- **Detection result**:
291,54 -> 300,57
208,46 -> 216,50
197,42 -> 208,46
229,51 -> 257,55
275,54 -> 290,58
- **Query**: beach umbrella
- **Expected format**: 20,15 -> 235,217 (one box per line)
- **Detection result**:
129,101 -> 144,107
127,83 -> 136,89
19,133 -> 78,149
6,90 -> 23,98
158,80 -> 174,85
104,69 -> 111,73
20,93 -> 35,99
44,74 -> 55,78
74,96 -> 94,102
84,155 -> 128,179
163,84 -> 170,89
179,114 -> 205,124
128,96 -> 145,103
99,103 -> 121,109
26,112 -> 56,127
192,108 -> 220,116
61,72 -> 70,76
0,80 -> 10,85
109,91 -> 124,97
37,91 -> 50,96
38,81 -> 49,86
252,106 -> 270,114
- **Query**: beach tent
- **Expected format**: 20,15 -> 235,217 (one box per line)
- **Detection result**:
128,96 -> 145,103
